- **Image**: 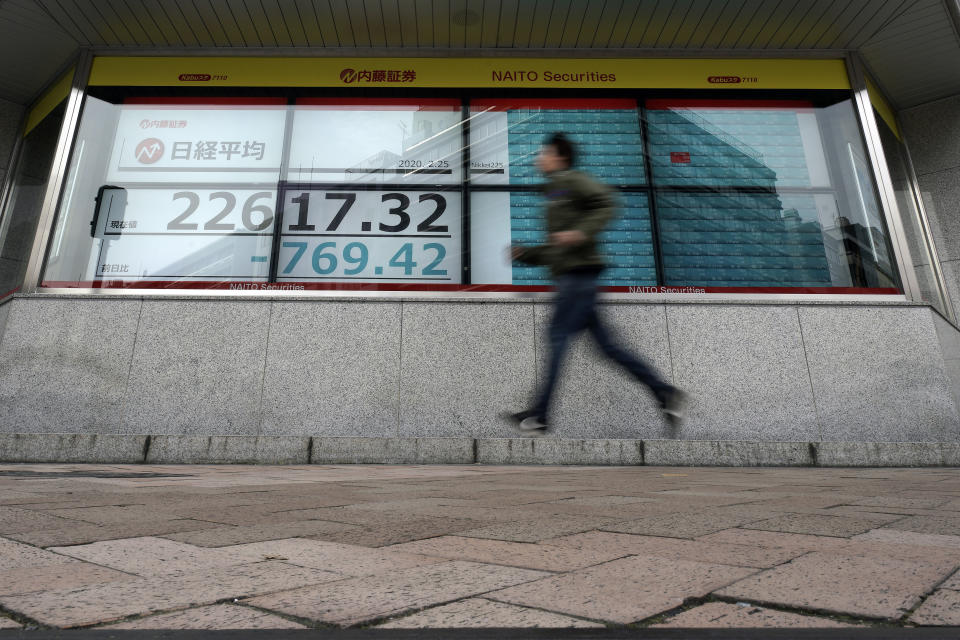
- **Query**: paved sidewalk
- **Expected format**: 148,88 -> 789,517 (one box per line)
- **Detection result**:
0,464 -> 959,631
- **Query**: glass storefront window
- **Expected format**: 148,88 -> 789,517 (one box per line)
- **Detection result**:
38,84 -> 904,296
44,97 -> 285,287
468,98 -> 655,288
648,98 -> 898,291
874,113 -> 950,316
469,99 -> 645,187
0,101 -> 67,300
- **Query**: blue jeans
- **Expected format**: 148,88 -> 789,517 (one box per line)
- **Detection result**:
532,272 -> 673,422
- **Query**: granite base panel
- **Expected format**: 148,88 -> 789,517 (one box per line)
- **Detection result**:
0,433 -> 148,463
643,439 -> 814,467
476,438 -> 644,465
310,437 -> 475,464
145,435 -> 310,465
814,441 -> 960,467
0,435 -> 959,467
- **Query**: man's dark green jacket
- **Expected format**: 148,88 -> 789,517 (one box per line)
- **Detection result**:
513,168 -> 616,277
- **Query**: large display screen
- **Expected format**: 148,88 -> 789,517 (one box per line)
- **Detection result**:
275,188 -> 461,284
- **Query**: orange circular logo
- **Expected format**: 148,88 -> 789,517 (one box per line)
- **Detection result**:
135,138 -> 164,164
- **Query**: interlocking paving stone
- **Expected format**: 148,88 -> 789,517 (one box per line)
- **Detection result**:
229,495 -> 364,510
49,537 -> 247,576
7,519 -> 214,547
0,506 -> 80,533
456,516 -> 619,543
816,506 -> 915,522
645,492 -> 768,507
106,604 -> 309,629
471,484 -> 598,494
220,538 -> 443,575
376,598 -> 603,628
0,537 -> 79,570
153,506 -> 326,526
0,562 -> 134,595
1,496 -> 136,509
334,498 -> 476,513
43,505 -> 183,525
516,499 -> 693,519
456,491 -> 595,507
852,496 -> 952,510
910,589 -> 960,626
822,540 -> 960,564
542,530 -> 802,568
652,602 -> 858,628
0,489 -> 52,504
740,496 -> 858,512
286,505 -> 491,531
742,513 -> 883,537
0,561 -> 340,628
144,495 -> 307,511
944,569 -> 960,590
5,464 -> 960,630
539,495 -> 659,507
835,505 -> 950,517
160,497 -> 370,525
715,551 -> 959,620
600,507 -> 773,539
884,515 -> 960,536
696,528 -> 850,551
245,560 -> 548,626
0,616 -> 20,629
330,498 -> 496,519
889,488 -> 960,498
389,536 -> 629,571
487,554 -> 756,624
305,517 -> 488,547
284,506 -> 443,526
161,520 -> 361,547
380,504 -> 536,522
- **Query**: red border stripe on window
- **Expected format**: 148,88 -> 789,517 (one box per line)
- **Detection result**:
39,281 -> 901,296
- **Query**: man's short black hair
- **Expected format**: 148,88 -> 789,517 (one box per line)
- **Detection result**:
545,132 -> 576,168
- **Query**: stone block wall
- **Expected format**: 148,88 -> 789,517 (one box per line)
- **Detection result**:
0,296 -> 955,444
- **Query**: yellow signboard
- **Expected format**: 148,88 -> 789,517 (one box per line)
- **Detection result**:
866,75 -> 902,140
89,57 -> 850,91
24,68 -> 74,136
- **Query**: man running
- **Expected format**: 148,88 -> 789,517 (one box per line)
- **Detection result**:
504,132 -> 686,436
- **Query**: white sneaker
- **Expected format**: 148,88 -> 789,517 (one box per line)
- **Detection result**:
662,389 -> 688,430
519,415 -> 549,431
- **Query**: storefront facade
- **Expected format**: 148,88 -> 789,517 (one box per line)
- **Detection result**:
0,2 -> 958,465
